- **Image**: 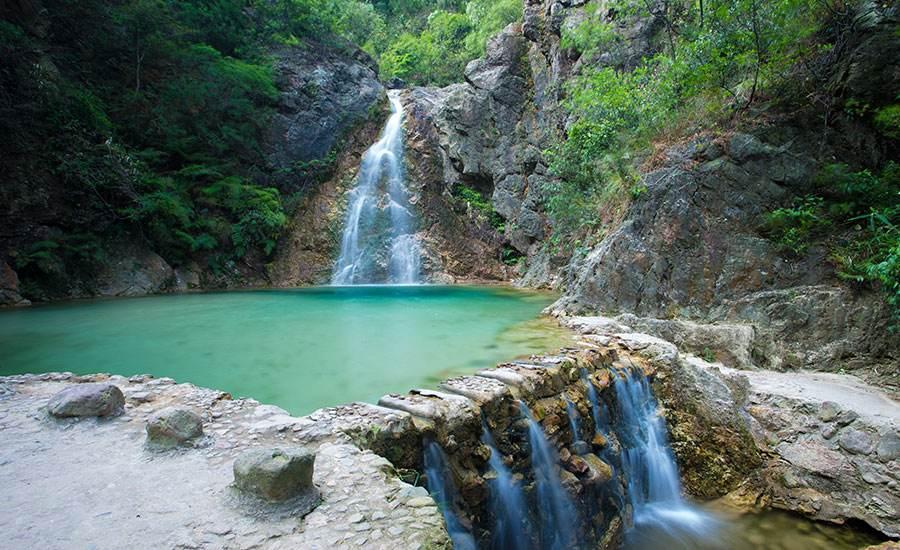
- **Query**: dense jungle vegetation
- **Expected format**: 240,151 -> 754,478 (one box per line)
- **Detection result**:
0,0 -> 519,290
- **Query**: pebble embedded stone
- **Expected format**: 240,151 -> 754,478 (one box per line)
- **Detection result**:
47,383 -> 125,418
146,407 -> 204,448
839,429 -> 876,455
233,447 -> 317,502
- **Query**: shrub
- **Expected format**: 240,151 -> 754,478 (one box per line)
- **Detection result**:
761,196 -> 830,254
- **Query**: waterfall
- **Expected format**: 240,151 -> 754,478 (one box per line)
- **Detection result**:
564,397 -> 582,446
481,423 -> 534,550
582,369 -> 608,438
423,441 -> 477,550
518,401 -> 577,550
611,370 -> 715,542
331,91 -> 421,285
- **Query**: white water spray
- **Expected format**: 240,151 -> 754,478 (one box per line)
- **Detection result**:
331,91 -> 421,285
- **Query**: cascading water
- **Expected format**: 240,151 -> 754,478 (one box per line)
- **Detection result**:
518,401 -> 578,550
612,370 -> 716,546
564,397 -> 582,446
582,368 -> 609,438
480,423 -> 534,550
331,91 -> 421,285
424,441 -> 477,550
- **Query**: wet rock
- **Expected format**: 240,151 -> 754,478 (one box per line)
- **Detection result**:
818,401 -> 842,422
581,454 -> 613,485
839,429 -> 876,455
572,440 -> 591,455
146,407 -> 203,449
47,383 -> 125,418
233,448 -> 317,502
876,432 -> 900,462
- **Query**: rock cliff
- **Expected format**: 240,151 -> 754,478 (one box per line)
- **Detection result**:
408,0 -> 898,377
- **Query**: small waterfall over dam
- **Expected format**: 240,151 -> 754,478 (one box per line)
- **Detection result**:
414,354 -> 717,550
331,91 -> 421,285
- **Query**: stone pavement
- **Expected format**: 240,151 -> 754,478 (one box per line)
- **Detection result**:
0,373 -> 450,549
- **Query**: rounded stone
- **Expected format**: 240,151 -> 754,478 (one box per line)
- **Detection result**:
47,383 -> 125,418
838,429 -> 876,455
146,407 -> 204,448
233,448 -> 316,502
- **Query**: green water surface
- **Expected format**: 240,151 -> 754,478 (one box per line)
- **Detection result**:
0,286 -> 570,415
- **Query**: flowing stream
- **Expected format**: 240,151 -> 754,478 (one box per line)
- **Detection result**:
424,441 -> 477,550
518,400 -> 578,549
481,422 -> 534,549
612,370 -> 716,545
332,91 -> 421,285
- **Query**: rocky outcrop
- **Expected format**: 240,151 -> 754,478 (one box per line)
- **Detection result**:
407,24 -> 559,273
94,241 -> 175,298
404,0 -> 669,287
741,368 -> 900,538
264,43 -> 385,192
550,131 -> 899,373
0,261 -> 29,306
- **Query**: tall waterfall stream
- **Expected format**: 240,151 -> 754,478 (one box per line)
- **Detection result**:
332,90 -> 421,285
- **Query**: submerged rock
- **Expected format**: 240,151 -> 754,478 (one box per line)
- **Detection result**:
47,383 -> 125,418
233,448 -> 317,502
145,407 -> 203,449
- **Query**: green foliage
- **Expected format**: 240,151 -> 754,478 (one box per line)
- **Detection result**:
560,4 -> 618,54
453,184 -> 504,230
1,0 -> 300,273
763,163 -> 900,318
762,196 -> 830,254
501,245 -> 524,266
874,104 -> 900,140
546,0 -> 836,244
371,0 -> 521,85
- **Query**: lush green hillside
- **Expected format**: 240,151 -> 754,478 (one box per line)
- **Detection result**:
0,0 -> 512,299
545,0 -> 899,316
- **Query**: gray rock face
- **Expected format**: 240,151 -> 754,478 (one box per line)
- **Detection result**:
146,407 -> 204,449
265,43 -> 384,191
233,448 -> 317,502
47,383 -> 125,418
95,241 -> 174,298
404,0 -> 669,286
550,131 -> 898,371
731,368 -> 900,537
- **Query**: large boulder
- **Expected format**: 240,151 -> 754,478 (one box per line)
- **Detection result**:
233,447 -> 317,502
95,241 -> 174,298
47,383 -> 125,418
0,260 -> 29,306
145,407 -> 204,449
